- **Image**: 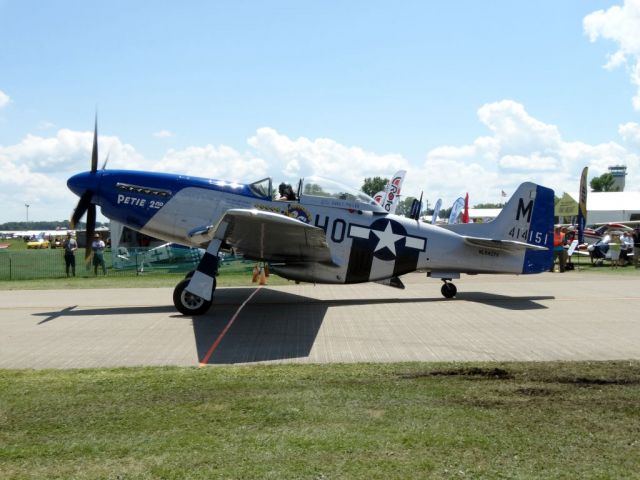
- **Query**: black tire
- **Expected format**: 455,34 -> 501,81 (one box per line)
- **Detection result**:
184,270 -> 195,280
441,282 -> 457,299
173,278 -> 214,316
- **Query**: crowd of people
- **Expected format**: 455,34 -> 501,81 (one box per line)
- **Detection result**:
552,225 -> 640,272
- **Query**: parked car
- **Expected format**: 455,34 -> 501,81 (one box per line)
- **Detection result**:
26,238 -> 50,249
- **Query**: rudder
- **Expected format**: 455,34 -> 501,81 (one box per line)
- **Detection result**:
514,184 -> 554,273
465,182 -> 554,273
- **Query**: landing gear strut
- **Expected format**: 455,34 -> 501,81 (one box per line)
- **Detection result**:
173,277 -> 216,316
173,240 -> 221,315
440,279 -> 457,299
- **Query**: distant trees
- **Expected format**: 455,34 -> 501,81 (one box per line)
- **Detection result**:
394,197 -> 416,217
473,202 -> 505,209
361,177 -> 388,197
590,173 -> 618,192
439,207 -> 452,221
0,220 -> 109,230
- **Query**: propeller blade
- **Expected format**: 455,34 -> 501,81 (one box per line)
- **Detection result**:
69,190 -> 93,229
84,203 -> 96,264
91,114 -> 98,173
101,152 -> 110,171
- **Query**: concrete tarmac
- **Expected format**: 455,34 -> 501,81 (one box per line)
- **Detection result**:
1,271 -> 638,369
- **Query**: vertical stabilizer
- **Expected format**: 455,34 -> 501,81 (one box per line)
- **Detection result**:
445,182 -> 555,274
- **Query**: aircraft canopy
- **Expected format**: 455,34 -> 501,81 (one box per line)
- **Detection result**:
299,176 -> 385,212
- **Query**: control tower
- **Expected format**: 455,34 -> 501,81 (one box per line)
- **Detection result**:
608,165 -> 627,191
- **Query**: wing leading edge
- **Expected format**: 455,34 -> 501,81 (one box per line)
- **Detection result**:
206,209 -> 333,263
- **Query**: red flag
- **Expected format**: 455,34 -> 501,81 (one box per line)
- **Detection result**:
462,192 -> 469,224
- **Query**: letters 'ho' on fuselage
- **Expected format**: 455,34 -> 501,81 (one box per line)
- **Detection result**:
67,127 -> 554,315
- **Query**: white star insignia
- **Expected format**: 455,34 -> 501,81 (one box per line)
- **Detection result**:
371,222 -> 404,255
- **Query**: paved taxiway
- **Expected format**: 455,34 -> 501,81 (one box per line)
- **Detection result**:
1,271 -> 638,369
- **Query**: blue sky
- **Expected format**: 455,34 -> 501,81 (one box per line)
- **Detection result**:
1,0 -> 640,222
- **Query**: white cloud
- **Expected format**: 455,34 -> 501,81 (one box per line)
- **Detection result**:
499,154 -> 559,171
0,128 -> 146,221
1,102 -> 639,222
416,100 -> 640,206
619,121 -> 640,147
0,129 -> 144,173
247,127 -> 410,187
477,100 -> 562,155
156,144 -> 267,181
584,0 -> 640,110
153,130 -> 174,138
0,90 -> 9,109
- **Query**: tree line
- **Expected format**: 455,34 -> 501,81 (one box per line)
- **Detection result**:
0,220 -> 109,230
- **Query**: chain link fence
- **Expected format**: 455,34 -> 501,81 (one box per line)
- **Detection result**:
0,247 -> 254,280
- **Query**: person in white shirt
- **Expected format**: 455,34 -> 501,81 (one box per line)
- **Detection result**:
91,233 -> 107,275
62,232 -> 78,277
621,231 -> 634,266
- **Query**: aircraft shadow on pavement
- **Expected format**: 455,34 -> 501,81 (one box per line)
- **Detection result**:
195,288 -> 452,365
455,292 -> 554,311
194,288 -> 324,365
32,287 -> 554,365
34,305 -> 177,324
195,288 -> 554,365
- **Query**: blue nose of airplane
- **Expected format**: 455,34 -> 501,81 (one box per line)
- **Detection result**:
67,171 -> 101,198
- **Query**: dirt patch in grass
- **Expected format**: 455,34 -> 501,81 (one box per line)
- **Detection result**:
400,366 -> 513,380
514,387 -> 554,397
553,376 -> 640,387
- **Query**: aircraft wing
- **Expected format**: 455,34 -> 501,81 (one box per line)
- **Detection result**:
208,209 -> 333,263
462,236 -> 548,252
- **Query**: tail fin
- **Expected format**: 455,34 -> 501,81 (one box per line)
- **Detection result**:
494,182 -> 554,273
446,182 -> 555,273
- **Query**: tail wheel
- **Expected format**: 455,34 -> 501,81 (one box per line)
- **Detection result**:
173,278 -> 214,316
441,282 -> 457,299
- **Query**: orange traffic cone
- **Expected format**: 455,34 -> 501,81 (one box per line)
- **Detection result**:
251,264 -> 259,283
258,265 -> 267,285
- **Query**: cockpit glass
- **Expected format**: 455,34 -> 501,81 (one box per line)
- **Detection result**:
301,176 -> 376,205
248,177 -> 272,199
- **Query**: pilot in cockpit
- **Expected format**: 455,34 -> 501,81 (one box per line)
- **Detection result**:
277,182 -> 296,201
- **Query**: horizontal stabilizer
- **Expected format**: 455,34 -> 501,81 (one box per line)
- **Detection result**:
463,236 -> 548,252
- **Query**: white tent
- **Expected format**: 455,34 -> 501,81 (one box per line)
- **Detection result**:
467,208 -> 501,223
569,191 -> 640,224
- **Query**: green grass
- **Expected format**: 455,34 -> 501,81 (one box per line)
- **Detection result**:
0,271 -> 290,290
0,238 -> 28,250
0,362 -> 638,479
575,261 -> 640,275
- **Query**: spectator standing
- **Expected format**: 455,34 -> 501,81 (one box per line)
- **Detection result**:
62,233 -> 77,277
552,226 -> 566,272
621,231 -> 634,266
91,234 -> 107,275
609,234 -> 622,268
633,226 -> 640,269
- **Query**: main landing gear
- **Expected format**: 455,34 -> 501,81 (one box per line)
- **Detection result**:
440,279 -> 457,299
173,270 -> 216,316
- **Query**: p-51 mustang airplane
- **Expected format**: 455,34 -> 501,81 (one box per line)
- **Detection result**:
68,121 -> 555,315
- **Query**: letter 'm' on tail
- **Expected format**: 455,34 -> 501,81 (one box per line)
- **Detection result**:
444,182 -> 555,274
495,183 -> 554,273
